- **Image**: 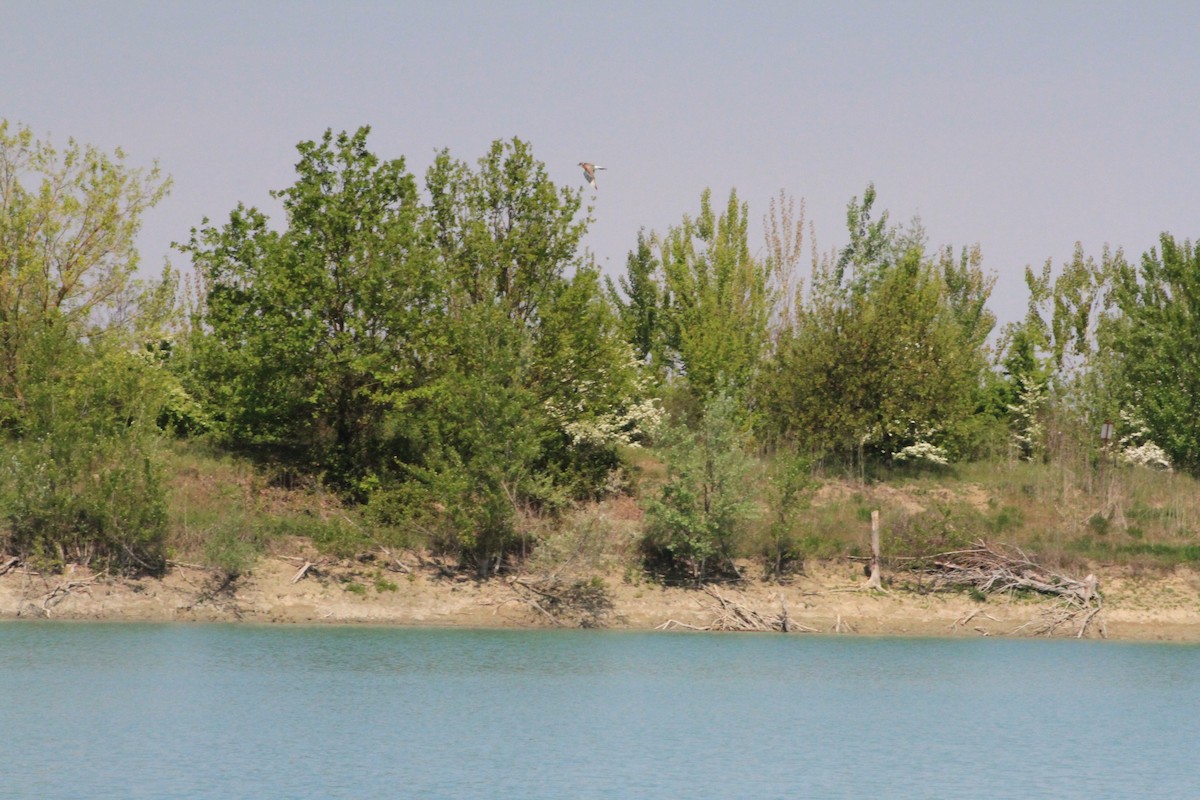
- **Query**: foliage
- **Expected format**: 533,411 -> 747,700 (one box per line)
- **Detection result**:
757,449 -> 816,578
658,189 -> 773,399
760,186 -> 994,469
1097,234 -> 1200,474
0,120 -> 173,573
425,136 -> 587,325
177,126 -> 431,489
535,266 -> 661,491
373,303 -> 555,573
642,391 -> 755,583
606,229 -> 666,373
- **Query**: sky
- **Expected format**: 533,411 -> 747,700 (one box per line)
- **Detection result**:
4,1 -> 1199,328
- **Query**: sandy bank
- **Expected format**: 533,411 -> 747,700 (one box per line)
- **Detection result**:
2,555 -> 1198,642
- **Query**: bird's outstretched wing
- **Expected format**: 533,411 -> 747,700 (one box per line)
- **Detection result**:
579,161 -> 601,189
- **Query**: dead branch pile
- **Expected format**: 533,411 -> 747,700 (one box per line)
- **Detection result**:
925,540 -> 1105,638
657,587 -> 816,633
508,576 -> 615,628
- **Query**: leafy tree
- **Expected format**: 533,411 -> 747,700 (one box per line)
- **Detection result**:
995,244 -> 1116,463
1098,234 -> 1200,473
761,187 -> 994,468
5,340 -> 170,572
606,228 -> 665,373
334,136 -> 645,568
378,303 -> 552,573
0,120 -> 171,426
178,126 -> 432,490
758,448 -> 816,579
835,182 -> 894,295
658,189 -> 772,399
535,266 -> 657,492
425,137 -> 587,325
0,120 -> 173,571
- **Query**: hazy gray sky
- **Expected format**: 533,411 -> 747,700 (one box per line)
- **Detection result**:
4,1 -> 1198,327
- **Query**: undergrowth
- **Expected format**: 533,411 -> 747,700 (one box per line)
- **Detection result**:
151,441 -> 1200,577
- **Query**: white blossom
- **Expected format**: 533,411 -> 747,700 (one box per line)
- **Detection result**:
893,441 -> 950,466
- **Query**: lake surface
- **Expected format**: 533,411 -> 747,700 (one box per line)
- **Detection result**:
1,623 -> 1197,799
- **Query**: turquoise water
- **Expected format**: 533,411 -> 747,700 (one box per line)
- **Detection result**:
1,623 -> 1197,799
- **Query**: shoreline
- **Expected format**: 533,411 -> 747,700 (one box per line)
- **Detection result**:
3,556 -> 1199,642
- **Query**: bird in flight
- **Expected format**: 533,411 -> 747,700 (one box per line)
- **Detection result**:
579,162 -> 606,189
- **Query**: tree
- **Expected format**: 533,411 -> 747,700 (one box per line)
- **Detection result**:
1099,234 -> 1200,473
425,137 -> 587,325
995,244 -> 1117,464
658,188 -> 772,399
760,186 -> 994,468
606,228 -> 665,373
0,120 -> 173,572
363,137 -> 652,569
178,126 -> 432,490
535,266 -> 658,492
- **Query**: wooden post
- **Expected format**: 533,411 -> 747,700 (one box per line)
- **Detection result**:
866,509 -> 882,589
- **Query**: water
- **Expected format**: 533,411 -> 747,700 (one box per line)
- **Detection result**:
1,623 -> 1197,799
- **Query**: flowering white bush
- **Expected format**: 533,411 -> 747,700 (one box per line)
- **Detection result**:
893,441 -> 950,466
1119,441 -> 1172,470
1115,409 -> 1172,470
544,355 -> 664,449
1007,376 -> 1047,461
1116,410 -> 1173,470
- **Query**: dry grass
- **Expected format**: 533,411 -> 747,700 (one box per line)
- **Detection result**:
162,441 -> 372,573
158,440 -> 1200,577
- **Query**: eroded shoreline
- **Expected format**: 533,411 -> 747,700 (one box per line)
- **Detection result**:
2,556 -> 1199,642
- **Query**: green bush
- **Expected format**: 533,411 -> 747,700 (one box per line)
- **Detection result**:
642,391 -> 755,583
2,346 -> 170,574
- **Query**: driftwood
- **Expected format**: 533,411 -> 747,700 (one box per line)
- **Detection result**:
378,548 -> 411,574
506,576 -> 615,629
41,578 -> 98,615
924,540 -> 1106,639
0,556 -> 19,576
291,561 -> 314,584
657,587 -> 817,633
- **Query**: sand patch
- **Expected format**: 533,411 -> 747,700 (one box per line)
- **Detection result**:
3,555 -> 1197,642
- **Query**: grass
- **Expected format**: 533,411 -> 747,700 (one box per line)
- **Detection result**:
163,440 -> 379,574
159,440 -> 1200,578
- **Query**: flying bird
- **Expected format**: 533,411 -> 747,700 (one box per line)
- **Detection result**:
579,162 -> 606,189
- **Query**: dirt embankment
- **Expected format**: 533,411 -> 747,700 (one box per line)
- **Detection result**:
2,554 -> 1199,642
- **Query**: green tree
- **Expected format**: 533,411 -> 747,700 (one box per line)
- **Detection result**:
761,187 -> 994,468
0,120 -> 173,571
370,138 -> 649,569
1099,234 -> 1200,473
535,266 -> 657,492
658,189 -> 772,399
178,126 -> 432,490
606,228 -> 665,373
425,137 -> 587,325
995,244 -> 1115,463
379,303 -> 552,574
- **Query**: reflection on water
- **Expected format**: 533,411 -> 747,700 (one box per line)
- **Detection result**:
2,623 -> 1197,799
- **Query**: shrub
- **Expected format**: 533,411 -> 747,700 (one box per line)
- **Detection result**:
642,391 -> 755,583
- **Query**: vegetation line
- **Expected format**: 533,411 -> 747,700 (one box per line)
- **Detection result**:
0,120 -> 1196,604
